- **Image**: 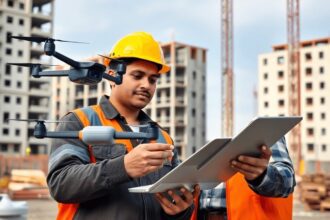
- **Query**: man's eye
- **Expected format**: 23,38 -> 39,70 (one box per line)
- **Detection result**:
132,74 -> 142,79
149,78 -> 158,84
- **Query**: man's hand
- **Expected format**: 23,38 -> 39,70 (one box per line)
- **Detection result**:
155,185 -> 200,216
231,145 -> 272,181
124,143 -> 174,178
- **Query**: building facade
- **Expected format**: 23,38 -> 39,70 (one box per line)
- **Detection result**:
145,42 -> 207,159
0,0 -> 54,155
258,37 -> 330,173
52,42 -> 207,159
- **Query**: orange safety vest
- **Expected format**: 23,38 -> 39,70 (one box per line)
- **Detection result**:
56,105 -> 173,220
191,173 -> 293,220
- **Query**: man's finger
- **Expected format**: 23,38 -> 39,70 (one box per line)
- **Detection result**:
148,150 -> 173,159
236,156 -> 268,167
232,160 -> 265,175
144,143 -> 174,151
260,145 -> 272,159
179,187 -> 193,203
155,192 -> 178,211
231,165 -> 260,180
147,159 -> 165,166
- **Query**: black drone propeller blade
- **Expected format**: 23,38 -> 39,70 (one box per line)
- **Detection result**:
11,36 -> 47,43
7,63 -> 38,67
98,54 -> 111,60
97,54 -> 125,62
7,63 -> 59,68
11,35 -> 89,44
55,39 -> 89,44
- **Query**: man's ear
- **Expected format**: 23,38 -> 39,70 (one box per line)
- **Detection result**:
108,70 -> 116,88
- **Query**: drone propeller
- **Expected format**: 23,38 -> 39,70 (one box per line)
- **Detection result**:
11,36 -> 89,44
97,54 -> 126,63
98,54 -> 111,60
8,119 -> 75,123
7,63 -> 59,68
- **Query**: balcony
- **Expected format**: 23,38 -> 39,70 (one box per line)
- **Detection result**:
175,77 -> 185,86
176,58 -> 186,66
29,76 -> 50,83
175,97 -> 185,106
75,91 -> 84,99
31,27 -> 51,38
175,138 -> 184,145
33,0 -> 53,6
158,117 -> 170,127
29,105 -> 49,113
157,97 -> 170,105
164,55 -> 173,65
32,7 -> 52,26
30,43 -> 44,57
29,88 -> 51,96
175,117 -> 185,126
28,136 -> 49,146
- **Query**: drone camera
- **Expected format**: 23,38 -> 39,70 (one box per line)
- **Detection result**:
34,121 -> 47,138
44,40 -> 56,56
116,63 -> 126,76
68,68 -> 102,85
31,65 -> 42,78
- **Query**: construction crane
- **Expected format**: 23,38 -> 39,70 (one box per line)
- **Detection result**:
287,0 -> 302,173
221,0 -> 234,137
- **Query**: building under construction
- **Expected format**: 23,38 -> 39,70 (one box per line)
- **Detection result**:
258,37 -> 330,174
0,0 -> 54,155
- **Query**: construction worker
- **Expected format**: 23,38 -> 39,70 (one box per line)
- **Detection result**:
193,137 -> 296,220
47,32 -> 199,220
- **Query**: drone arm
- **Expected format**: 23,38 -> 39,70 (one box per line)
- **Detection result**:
102,62 -> 126,85
53,51 -> 81,69
114,131 -> 152,140
46,131 -> 79,139
37,70 -> 70,77
102,73 -> 123,85
115,123 -> 158,140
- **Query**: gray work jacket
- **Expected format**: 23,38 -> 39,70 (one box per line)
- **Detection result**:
47,95 -> 194,220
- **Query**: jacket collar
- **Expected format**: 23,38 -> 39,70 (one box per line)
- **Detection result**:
99,95 -> 152,123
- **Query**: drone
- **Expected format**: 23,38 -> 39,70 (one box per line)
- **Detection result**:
7,36 -> 126,85
10,119 -> 159,144
7,36 -> 158,143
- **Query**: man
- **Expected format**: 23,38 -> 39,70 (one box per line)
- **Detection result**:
196,137 -> 296,220
47,32 -> 199,220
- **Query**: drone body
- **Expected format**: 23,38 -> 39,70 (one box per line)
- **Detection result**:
7,36 -> 126,85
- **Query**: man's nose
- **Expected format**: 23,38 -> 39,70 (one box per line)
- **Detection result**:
140,77 -> 151,88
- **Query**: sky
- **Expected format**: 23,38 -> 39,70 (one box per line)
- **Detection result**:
53,0 -> 330,141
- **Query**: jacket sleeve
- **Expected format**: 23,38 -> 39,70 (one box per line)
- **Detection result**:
247,137 -> 296,197
47,113 -> 131,203
161,148 -> 194,220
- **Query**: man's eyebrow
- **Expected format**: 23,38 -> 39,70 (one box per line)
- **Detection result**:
132,70 -> 160,78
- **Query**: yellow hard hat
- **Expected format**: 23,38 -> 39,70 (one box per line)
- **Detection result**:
108,32 -> 170,74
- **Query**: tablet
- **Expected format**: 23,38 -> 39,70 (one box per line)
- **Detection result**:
129,116 -> 302,193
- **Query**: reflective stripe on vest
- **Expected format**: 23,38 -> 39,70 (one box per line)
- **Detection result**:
56,105 -> 172,220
